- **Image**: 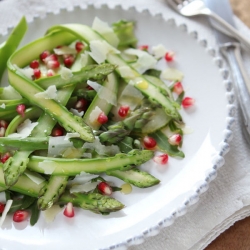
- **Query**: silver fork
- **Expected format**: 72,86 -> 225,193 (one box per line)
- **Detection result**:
166,0 -> 250,50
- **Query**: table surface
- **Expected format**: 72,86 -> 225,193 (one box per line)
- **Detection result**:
206,0 -> 250,249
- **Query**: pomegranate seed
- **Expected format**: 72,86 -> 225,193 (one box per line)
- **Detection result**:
118,105 -> 130,117
97,112 -> 108,124
29,60 -> 40,69
13,210 -> 29,222
153,154 -> 169,165
40,50 -> 50,61
138,45 -> 149,51
0,127 -> 6,137
56,45 -> 63,49
33,68 -> 41,79
75,41 -> 84,52
16,104 -> 26,117
47,60 -> 60,69
143,136 -> 157,149
182,97 -> 195,108
97,182 -> 112,196
168,134 -> 182,146
51,126 -> 64,137
44,54 -> 58,63
64,55 -> 75,68
63,202 -> 75,218
1,152 -> 10,163
47,69 -> 55,77
0,203 -> 5,213
0,120 -> 8,129
164,51 -> 174,62
75,98 -> 88,112
173,81 -> 183,95
86,85 -> 94,90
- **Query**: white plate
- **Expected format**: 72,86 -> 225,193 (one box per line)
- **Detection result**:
0,4 -> 234,250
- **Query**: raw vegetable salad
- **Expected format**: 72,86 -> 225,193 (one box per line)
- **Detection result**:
0,16 -> 194,225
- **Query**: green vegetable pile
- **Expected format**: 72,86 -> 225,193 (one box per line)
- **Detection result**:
0,16 -> 187,225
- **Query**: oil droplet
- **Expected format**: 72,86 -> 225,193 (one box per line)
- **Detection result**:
135,79 -> 148,90
120,183 -> 132,194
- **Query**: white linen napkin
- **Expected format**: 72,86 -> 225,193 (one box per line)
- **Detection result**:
1,0 -> 250,249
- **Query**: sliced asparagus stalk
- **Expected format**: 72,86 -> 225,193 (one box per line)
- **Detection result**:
27,149 -> 154,176
0,166 -> 124,214
107,168 -> 160,188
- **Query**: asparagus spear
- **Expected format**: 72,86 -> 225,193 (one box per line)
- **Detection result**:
0,166 -> 124,214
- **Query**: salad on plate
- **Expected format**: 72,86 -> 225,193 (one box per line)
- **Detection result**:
0,16 -> 194,226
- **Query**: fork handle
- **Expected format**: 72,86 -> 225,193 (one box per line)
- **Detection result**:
220,42 -> 250,134
208,11 -> 250,51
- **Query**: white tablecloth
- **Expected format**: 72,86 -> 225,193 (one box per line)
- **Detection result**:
1,0 -> 250,249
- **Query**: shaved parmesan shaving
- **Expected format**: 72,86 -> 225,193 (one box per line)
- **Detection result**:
118,66 -> 136,79
48,136 -> 73,157
38,160 -> 57,174
83,152 -> 92,158
60,66 -> 73,80
0,200 -> 13,227
161,68 -> 184,81
54,46 -> 77,55
92,17 -> 119,47
87,80 -> 117,106
0,103 -> 5,109
34,85 -> 58,100
70,108 -> 84,117
89,106 -> 103,124
70,181 -> 98,193
87,80 -> 102,92
13,64 -> 33,79
89,40 -> 120,64
64,133 -> 80,140
62,147 -> 83,159
118,84 -> 144,110
43,205 -> 63,223
25,170 -> 45,185
83,137 -> 120,156
152,44 -> 168,59
7,119 -> 38,139
124,48 -> 157,74
68,172 -> 99,185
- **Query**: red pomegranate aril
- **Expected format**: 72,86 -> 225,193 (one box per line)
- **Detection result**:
43,53 -> 58,63
118,105 -> 130,117
63,202 -> 75,218
33,68 -> 41,79
138,45 -> 149,51
97,182 -> 112,196
75,41 -> 84,52
1,152 -> 10,163
0,203 -> 5,213
173,81 -> 184,95
40,50 -> 50,61
168,134 -> 182,146
75,98 -> 88,111
143,136 -> 157,149
97,112 -> 108,124
16,104 -> 26,117
51,126 -> 64,137
86,85 -> 94,90
182,97 -> 195,108
47,60 -> 60,69
13,210 -> 29,222
164,51 -> 174,62
0,120 -> 9,129
153,154 -> 169,165
47,69 -> 55,77
64,55 -> 75,68
29,60 -> 40,69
